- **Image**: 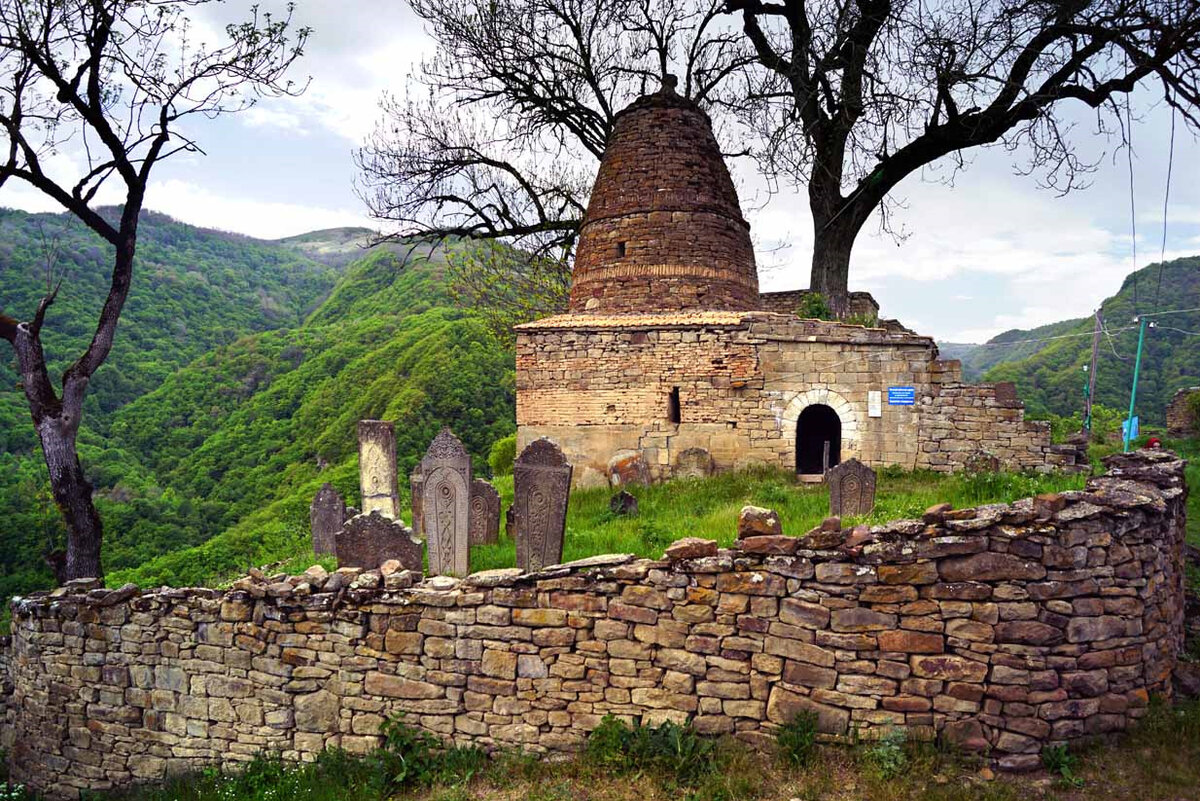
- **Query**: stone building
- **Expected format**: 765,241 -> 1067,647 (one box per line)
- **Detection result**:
1166,386 -> 1200,438
516,79 -> 1079,487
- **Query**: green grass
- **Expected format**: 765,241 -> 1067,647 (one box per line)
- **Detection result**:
463,466 -> 1088,574
28,698 -> 1199,801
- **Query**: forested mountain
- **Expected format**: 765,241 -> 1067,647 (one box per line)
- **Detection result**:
0,209 -> 515,598
941,257 -> 1200,421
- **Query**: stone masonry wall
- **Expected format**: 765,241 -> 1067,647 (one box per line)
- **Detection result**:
3,452 -> 1185,798
517,313 -> 1074,485
1166,387 -> 1200,438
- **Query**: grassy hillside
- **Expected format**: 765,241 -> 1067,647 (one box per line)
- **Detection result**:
949,257 -> 1200,421
939,317 -> 1085,381
0,211 -> 515,599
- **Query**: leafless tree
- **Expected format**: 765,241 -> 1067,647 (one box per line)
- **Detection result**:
357,0 -> 754,325
0,0 -> 309,581
730,0 -> 1200,313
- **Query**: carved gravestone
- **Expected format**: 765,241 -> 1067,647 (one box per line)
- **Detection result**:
410,465 -> 425,540
420,428 -> 471,576
335,511 -> 422,572
358,420 -> 400,519
514,438 -> 573,572
609,490 -> 638,516
310,483 -> 345,556
827,458 -> 877,518
469,478 -> 501,545
505,506 -> 515,539
674,447 -> 714,479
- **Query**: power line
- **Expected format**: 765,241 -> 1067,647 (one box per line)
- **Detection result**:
1125,81 -> 1139,313
1158,326 -> 1200,337
968,325 -> 1137,349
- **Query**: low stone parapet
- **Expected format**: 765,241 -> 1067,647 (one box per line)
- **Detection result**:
2,451 -> 1187,796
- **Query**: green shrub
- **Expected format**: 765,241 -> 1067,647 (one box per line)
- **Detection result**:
862,728 -> 908,779
488,434 -> 518,476
585,715 -> 718,785
776,710 -> 819,766
1041,744 -> 1083,787
795,292 -> 831,320
369,715 -> 487,792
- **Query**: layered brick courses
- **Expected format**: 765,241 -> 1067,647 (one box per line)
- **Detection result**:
1166,387 -> 1200,438
1,451 -> 1185,796
567,85 -> 758,313
516,314 -> 1077,486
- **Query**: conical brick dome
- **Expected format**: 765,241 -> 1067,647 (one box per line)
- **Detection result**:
567,77 -> 759,313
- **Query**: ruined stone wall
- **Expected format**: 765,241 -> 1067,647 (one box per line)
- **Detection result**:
758,291 -> 880,321
5,452 -> 1185,798
1166,387 -> 1200,438
516,313 -> 1073,485
916,383 -> 1078,473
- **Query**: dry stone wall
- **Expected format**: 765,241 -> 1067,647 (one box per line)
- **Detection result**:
1166,387 -> 1200,438
1,452 -> 1185,798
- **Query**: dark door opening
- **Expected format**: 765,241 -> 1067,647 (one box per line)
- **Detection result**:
796,404 -> 841,474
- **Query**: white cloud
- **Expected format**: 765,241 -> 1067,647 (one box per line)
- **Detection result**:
146,179 -> 374,239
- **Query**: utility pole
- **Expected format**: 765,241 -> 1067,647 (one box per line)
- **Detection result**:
1123,315 -> 1153,453
1084,309 -> 1102,433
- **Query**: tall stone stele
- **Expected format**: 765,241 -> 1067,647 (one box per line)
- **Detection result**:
358,420 -> 401,519
469,478 -> 501,546
827,458 -> 877,518
309,483 -> 345,556
420,428 -> 471,576
514,438 -> 573,572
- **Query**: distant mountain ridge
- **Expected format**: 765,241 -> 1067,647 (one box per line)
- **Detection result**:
937,257 -> 1200,422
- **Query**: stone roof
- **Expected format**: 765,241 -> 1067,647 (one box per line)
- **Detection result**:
567,77 -> 759,314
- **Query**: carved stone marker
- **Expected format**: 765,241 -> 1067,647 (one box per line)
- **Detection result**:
514,438 -> 572,572
827,458 -> 877,517
310,483 -> 345,556
469,479 -> 501,545
335,511 -> 422,572
505,506 -> 514,539
674,447 -> 715,479
420,428 -> 471,576
610,490 -> 638,516
358,420 -> 400,519
410,465 -> 425,539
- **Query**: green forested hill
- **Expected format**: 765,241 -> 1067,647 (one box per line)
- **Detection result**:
939,317 -> 1086,381
0,210 -> 515,597
962,258 -> 1200,421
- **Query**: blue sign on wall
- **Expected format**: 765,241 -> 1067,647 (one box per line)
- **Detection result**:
1123,416 -> 1140,440
887,386 -> 916,406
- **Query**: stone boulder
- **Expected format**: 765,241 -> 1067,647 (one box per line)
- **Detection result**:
737,505 -> 782,538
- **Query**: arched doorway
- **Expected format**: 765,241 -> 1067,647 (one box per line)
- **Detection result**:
796,404 -> 841,475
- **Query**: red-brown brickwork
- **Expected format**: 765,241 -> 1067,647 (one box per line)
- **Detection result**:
568,84 -> 758,313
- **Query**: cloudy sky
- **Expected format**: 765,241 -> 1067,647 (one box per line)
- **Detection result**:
2,0 -> 1197,343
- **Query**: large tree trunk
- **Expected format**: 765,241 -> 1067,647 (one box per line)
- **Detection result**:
808,212 -> 864,319
38,416 -> 103,580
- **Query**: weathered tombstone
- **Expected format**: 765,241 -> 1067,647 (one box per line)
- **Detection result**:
420,428 -> 471,576
358,420 -> 401,519
409,465 -> 425,539
310,483 -> 345,556
335,511 -> 422,572
609,490 -> 638,516
674,447 -> 714,479
469,478 -> 501,545
514,438 -> 572,572
505,505 -> 515,539
608,450 -> 650,487
827,458 -> 877,517
964,450 -> 1001,474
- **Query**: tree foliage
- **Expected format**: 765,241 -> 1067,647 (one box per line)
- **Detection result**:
360,0 -> 1200,315
0,0 -> 308,579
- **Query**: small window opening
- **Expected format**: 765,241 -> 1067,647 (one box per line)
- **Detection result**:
616,241 -> 627,257
668,387 -> 681,424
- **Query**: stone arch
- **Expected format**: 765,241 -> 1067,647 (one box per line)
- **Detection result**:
780,388 -> 860,470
